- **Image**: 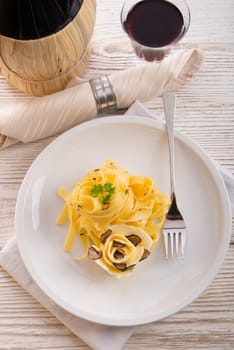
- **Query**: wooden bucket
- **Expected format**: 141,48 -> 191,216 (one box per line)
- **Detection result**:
0,0 -> 96,96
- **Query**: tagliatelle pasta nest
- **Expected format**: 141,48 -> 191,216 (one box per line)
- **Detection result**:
56,159 -> 169,277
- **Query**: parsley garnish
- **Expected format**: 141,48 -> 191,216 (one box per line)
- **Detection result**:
90,184 -> 103,197
103,182 -> 115,194
90,182 -> 115,205
101,193 -> 111,205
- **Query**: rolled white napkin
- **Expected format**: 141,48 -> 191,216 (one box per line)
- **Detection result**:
0,101 -> 233,350
0,49 -> 203,148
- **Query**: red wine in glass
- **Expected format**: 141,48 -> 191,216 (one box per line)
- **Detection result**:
121,0 -> 190,61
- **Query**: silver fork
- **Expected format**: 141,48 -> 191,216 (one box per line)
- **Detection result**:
162,92 -> 186,259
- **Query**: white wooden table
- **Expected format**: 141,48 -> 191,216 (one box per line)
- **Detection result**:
0,0 -> 234,349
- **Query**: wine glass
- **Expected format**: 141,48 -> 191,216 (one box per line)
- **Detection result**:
121,0 -> 190,61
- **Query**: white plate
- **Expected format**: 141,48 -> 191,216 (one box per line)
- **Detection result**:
15,116 -> 232,326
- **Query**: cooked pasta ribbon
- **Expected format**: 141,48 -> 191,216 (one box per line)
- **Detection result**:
56,159 -> 169,276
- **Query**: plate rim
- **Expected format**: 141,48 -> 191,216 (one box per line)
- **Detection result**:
15,115 -> 232,326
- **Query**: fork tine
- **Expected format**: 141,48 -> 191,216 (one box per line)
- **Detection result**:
169,232 -> 174,258
175,233 -> 179,256
180,231 -> 186,258
163,231 -> 169,259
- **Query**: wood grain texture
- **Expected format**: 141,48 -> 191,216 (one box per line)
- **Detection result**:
0,0 -> 234,349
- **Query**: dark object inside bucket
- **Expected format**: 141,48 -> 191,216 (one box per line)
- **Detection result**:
0,0 -> 84,40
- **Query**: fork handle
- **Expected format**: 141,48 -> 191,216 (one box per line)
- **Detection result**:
162,91 -> 176,197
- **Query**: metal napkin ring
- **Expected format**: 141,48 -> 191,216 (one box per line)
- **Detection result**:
89,75 -> 118,115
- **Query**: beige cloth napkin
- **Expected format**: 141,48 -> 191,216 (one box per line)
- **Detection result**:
1,101 -> 233,350
0,48 -> 203,148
